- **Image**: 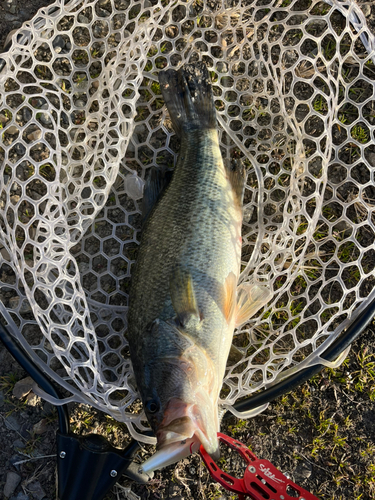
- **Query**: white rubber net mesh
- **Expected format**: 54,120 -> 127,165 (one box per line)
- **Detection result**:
0,0 -> 375,443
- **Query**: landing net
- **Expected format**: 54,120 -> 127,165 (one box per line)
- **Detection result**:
0,0 -> 374,442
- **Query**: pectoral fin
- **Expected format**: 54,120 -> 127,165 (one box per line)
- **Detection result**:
170,269 -> 201,328
235,283 -> 273,328
222,271 -> 237,324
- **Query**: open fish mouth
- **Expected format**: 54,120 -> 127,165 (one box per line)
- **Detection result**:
157,415 -> 218,456
158,397 -> 219,452
140,399 -> 220,474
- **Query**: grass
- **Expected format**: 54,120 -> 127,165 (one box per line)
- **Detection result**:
0,372 -> 19,394
351,125 -> 369,144
1,307 -> 375,500
313,95 -> 328,115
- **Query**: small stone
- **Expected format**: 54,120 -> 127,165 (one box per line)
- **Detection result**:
5,0 -> 17,14
5,415 -> 20,432
78,14 -> 89,24
0,113 -> 9,124
367,153 -> 375,168
361,4 -> 371,17
19,421 -> 33,439
93,24 -> 105,37
28,482 -> 46,500
8,296 -> 20,310
13,439 -> 25,450
13,376 -> 34,399
10,195 -> 20,205
4,13 -> 17,22
27,130 -> 42,141
3,471 -> 21,498
11,494 -> 30,500
75,99 -> 86,108
26,392 -> 41,407
127,140 -> 135,153
34,99 -> 48,110
294,461 -> 312,482
19,300 -> 32,314
9,455 -> 23,471
6,126 -> 18,135
32,418 -> 49,435
22,108 -> 32,122
38,113 -> 52,127
53,35 -> 65,51
134,124 -> 146,135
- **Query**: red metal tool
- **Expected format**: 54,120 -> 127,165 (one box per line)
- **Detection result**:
199,433 -> 319,500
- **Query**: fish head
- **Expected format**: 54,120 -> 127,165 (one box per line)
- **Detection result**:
133,318 -> 219,456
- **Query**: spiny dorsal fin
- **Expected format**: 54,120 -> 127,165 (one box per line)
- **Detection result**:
235,283 -> 273,328
170,268 -> 201,328
222,271 -> 237,324
141,166 -> 173,224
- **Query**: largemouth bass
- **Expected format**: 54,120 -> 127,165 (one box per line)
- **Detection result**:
127,62 -> 270,473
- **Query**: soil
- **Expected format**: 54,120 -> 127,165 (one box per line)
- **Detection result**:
1,1 -> 375,500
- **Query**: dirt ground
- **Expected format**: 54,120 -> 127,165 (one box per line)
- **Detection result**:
1,0 -> 375,499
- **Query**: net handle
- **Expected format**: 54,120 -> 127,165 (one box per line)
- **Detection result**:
0,319 -> 70,435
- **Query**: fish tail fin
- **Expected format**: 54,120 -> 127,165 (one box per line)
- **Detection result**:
159,62 -> 217,137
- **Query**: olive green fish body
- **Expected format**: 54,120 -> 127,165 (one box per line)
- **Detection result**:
129,127 -> 241,376
127,63 -> 244,458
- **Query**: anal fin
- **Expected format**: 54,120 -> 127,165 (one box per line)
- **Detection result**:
222,272 -> 237,324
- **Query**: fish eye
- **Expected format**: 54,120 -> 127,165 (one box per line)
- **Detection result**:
146,399 -> 159,414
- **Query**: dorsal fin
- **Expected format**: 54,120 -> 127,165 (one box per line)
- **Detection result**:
225,158 -> 246,209
141,166 -> 173,224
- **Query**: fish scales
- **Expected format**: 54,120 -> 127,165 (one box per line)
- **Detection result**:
128,128 -> 241,355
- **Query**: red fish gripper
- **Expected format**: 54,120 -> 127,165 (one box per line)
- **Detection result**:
199,432 -> 320,500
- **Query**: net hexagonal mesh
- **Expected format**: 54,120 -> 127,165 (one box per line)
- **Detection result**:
0,0 -> 374,443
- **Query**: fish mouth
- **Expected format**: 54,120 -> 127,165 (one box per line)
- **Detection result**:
140,398 -> 219,474
156,397 -> 219,456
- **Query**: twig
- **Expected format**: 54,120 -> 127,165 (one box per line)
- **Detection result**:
13,454 -> 56,466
